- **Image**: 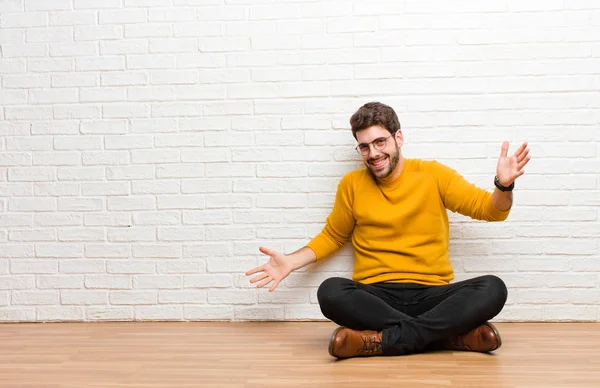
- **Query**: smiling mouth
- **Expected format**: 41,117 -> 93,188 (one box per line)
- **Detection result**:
370,156 -> 387,170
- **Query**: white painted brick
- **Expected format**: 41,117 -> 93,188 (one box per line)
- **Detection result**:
99,9 -> 147,24
149,38 -> 197,53
131,149 -> 179,164
205,226 -> 254,241
198,37 -> 250,52
76,56 -> 125,71
174,85 -> 226,100
0,152 -> 32,166
134,275 -> 182,289
86,275 -> 132,289
2,43 -> 48,57
103,103 -> 150,118
108,226 -> 156,242
35,213 -> 82,227
30,88 -> 78,104
50,42 -> 97,57
257,164 -> 307,178
36,243 -> 83,258
149,8 -> 196,22
125,24 -> 172,38
156,164 -> 205,179
106,260 -> 156,275
54,104 -> 102,119
158,260 -> 205,274
26,27 -> 73,43
57,167 -> 105,181
7,136 -> 52,151
12,291 -> 59,305
9,197 -> 55,212
104,135 -> 153,150
8,167 -> 55,182
128,86 -> 176,102
183,274 -> 230,288
101,72 -> 148,86
9,229 -> 56,242
4,74 -> 50,88
52,73 -> 97,88
0,275 -> 35,290
182,210 -> 231,225
235,306 -> 284,321
110,291 -> 157,305
107,196 -> 155,211
62,291 -> 108,305
152,102 -> 202,117
125,0 -> 172,6
84,213 -> 131,227
177,53 -> 226,68
205,163 -> 253,178
58,227 -> 105,242
74,0 -> 121,9
59,260 -> 105,274
86,244 -> 131,259
135,305 -> 183,321
49,11 -> 96,26
151,70 -> 198,85
106,166 -> 154,180
0,59 -> 26,73
0,308 -> 36,322
133,244 -> 181,258
208,289 -> 255,305
82,182 -> 129,197
37,306 -> 85,321
185,305 -> 233,320
184,243 -> 232,259
38,275 -> 84,289
87,307 -> 134,321
232,179 -> 283,193
11,259 -> 58,274
2,12 -> 47,28
0,29 -> 25,44
28,58 -> 74,73
75,26 -> 123,41
132,180 -> 180,195
156,195 -> 204,210
159,290 -> 206,303
82,151 -> 129,165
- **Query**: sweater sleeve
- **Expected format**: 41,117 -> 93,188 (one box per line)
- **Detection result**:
431,161 -> 510,222
306,173 -> 356,260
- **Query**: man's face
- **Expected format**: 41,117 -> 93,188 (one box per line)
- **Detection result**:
355,125 -> 403,180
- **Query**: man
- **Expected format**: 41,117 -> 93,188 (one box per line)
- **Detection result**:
245,102 -> 531,359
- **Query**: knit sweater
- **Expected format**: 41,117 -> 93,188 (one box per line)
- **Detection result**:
306,158 -> 510,286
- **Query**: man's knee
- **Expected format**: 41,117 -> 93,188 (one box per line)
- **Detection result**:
479,275 -> 508,310
317,277 -> 348,306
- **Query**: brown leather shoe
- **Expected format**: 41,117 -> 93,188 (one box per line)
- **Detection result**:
443,322 -> 502,352
328,327 -> 384,359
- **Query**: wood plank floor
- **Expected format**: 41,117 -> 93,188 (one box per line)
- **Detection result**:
1,322 -> 599,387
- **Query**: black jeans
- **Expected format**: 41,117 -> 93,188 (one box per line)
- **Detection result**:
317,275 -> 508,356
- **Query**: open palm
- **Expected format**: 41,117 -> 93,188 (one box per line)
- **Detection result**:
496,141 -> 531,186
245,246 -> 292,292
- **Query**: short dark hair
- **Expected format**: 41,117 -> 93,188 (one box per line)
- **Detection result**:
350,102 -> 401,139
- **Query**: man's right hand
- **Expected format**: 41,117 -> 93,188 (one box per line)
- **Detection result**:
245,246 -> 293,292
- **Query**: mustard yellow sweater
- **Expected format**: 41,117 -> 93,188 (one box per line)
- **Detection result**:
306,158 -> 510,286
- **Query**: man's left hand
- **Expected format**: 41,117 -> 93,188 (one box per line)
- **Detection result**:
496,141 -> 531,187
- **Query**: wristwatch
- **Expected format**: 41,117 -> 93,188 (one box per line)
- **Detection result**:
494,176 -> 514,192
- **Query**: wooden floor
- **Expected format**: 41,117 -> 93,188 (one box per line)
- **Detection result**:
1,322 -> 599,388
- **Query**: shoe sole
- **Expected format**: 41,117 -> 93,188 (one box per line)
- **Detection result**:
328,327 -> 345,358
485,322 -> 502,351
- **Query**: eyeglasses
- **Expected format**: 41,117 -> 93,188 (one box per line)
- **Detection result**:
355,134 -> 394,156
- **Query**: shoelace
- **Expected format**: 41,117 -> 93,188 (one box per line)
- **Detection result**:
360,334 -> 382,354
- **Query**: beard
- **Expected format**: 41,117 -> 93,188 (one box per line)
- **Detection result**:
366,147 -> 400,179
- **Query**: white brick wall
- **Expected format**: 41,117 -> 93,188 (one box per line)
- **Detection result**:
1,0 -> 599,322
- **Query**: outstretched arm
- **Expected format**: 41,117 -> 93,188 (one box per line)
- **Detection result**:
245,246 -> 316,292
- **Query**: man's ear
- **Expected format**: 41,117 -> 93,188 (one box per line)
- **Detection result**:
395,129 -> 404,147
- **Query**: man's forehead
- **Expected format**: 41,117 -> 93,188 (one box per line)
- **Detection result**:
356,125 -> 389,142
